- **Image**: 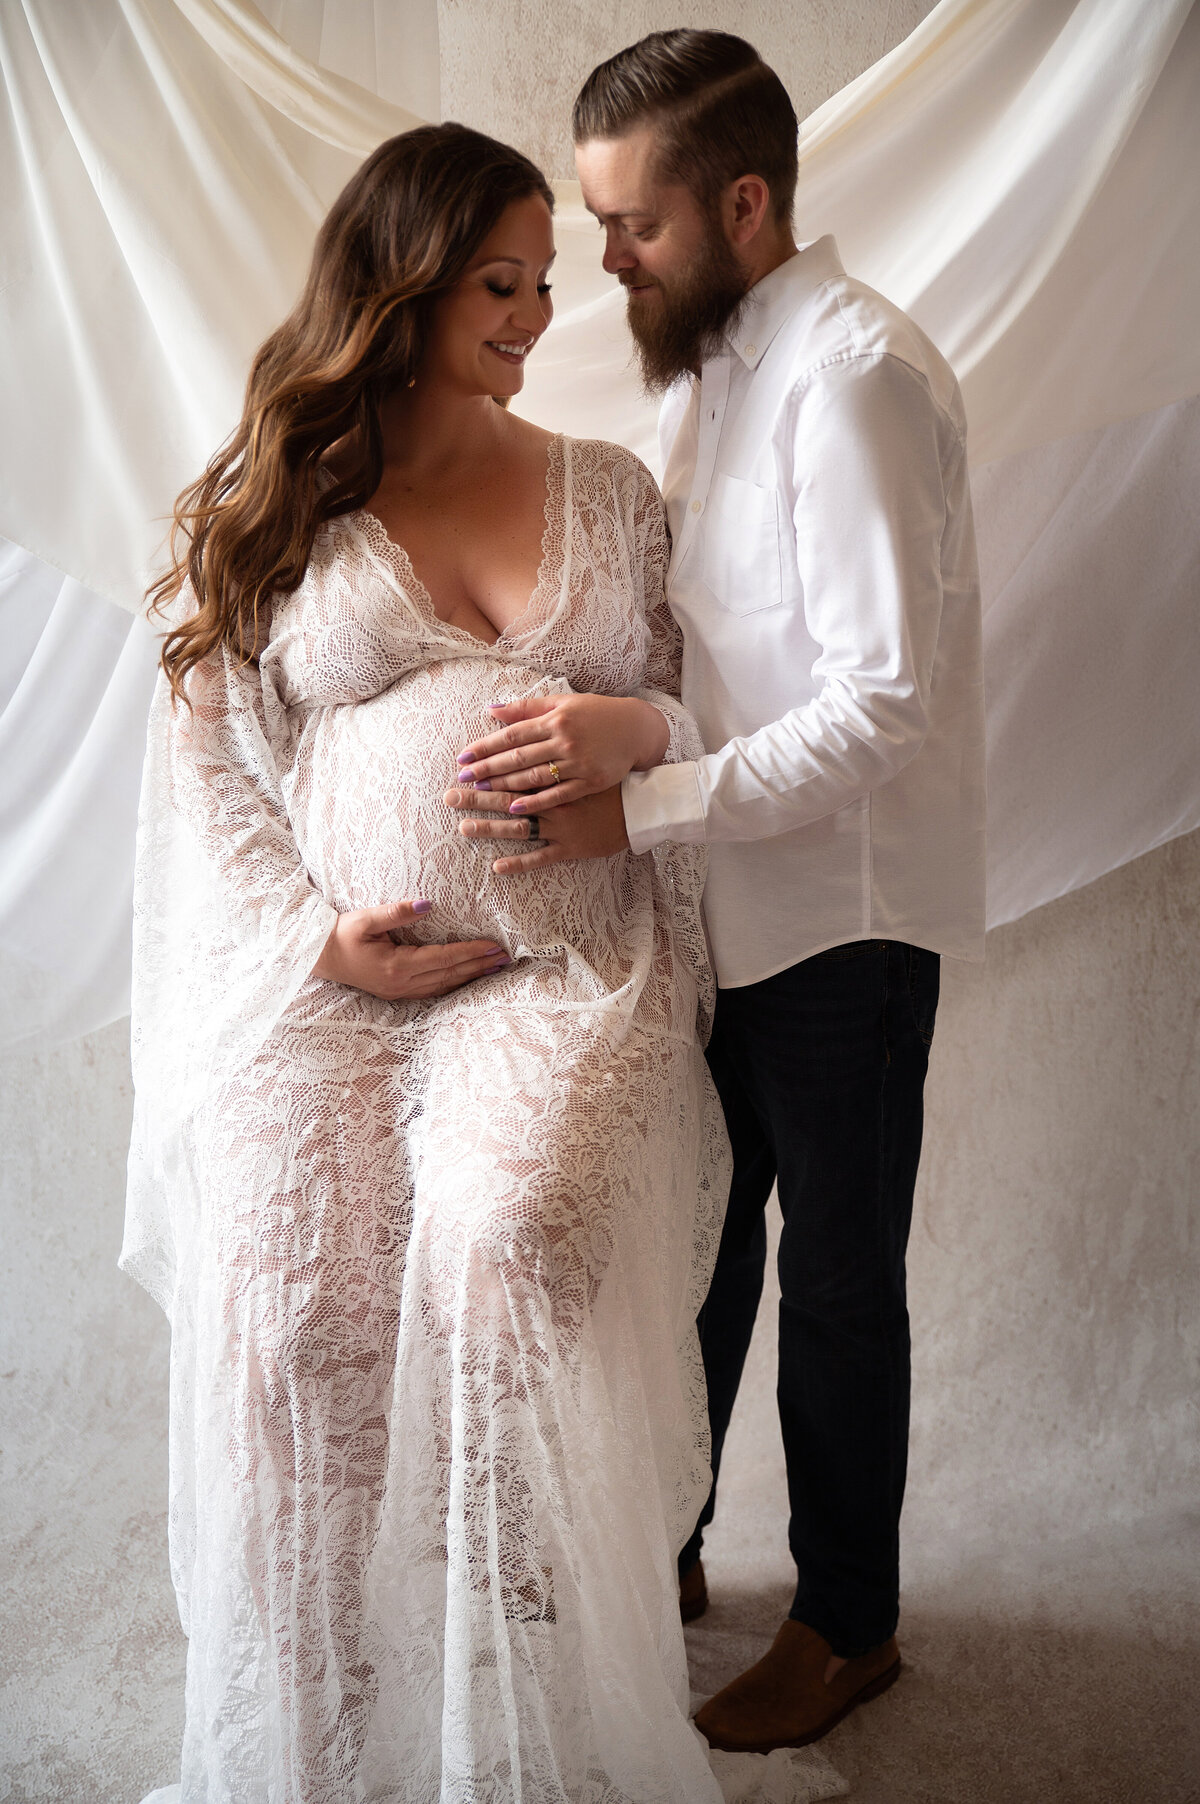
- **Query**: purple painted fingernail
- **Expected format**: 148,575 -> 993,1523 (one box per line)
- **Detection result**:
475,779 -> 491,791
488,702 -> 505,710
411,899 -> 433,914
509,801 -> 527,814
457,751 -> 472,764
486,957 -> 511,972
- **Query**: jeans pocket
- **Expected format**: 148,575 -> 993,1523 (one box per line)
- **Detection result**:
903,945 -> 940,1049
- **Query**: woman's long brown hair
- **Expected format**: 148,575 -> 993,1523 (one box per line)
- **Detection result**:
150,124 -> 553,698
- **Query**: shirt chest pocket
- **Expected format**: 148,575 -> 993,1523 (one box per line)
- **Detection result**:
699,473 -> 784,615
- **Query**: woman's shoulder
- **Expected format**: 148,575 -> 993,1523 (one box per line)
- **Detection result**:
559,435 -> 663,498
265,507 -> 397,662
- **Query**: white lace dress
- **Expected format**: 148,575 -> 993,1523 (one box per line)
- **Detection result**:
123,436 -> 731,1804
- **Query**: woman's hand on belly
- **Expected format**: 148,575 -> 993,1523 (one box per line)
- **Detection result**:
454,693 -> 670,813
312,899 -> 510,999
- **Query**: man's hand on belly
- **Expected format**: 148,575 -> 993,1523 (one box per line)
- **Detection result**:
444,784 -> 629,875
312,899 -> 510,998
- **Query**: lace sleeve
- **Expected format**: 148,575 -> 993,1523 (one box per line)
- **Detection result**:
124,640 -> 339,1308
613,456 -> 715,1039
618,457 -> 694,772
166,647 -> 336,968
634,471 -> 683,700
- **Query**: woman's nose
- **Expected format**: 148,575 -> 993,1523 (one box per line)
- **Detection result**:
513,297 -> 550,337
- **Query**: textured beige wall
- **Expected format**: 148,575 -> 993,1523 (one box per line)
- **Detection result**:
914,830 -> 1200,1535
437,0 -> 937,178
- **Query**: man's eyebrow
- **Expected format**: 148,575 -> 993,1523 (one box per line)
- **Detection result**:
584,206 -> 656,224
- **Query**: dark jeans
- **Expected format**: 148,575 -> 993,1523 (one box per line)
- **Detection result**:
680,939 -> 940,1658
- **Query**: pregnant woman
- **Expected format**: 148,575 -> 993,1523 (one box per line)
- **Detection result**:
122,125 -> 729,1803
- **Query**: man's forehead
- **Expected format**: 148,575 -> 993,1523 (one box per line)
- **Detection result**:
576,131 -> 685,219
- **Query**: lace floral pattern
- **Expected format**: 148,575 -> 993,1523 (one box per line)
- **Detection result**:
123,438 -> 730,1803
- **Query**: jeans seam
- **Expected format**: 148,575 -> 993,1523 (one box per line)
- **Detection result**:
876,945 -> 900,1645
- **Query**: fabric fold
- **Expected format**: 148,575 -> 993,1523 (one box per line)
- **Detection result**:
171,0 -> 425,151
2,0 -> 1198,1051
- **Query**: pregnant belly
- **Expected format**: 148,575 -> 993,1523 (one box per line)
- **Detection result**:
289,657 -> 635,958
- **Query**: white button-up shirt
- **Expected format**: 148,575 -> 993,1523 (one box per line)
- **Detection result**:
622,237 -> 987,988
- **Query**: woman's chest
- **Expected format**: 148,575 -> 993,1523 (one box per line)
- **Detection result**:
270,519 -> 650,709
366,476 -> 550,647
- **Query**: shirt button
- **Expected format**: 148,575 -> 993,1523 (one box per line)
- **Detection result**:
744,343 -> 757,358
690,499 -> 702,514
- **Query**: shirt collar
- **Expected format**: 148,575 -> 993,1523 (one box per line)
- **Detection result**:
726,235 -> 844,370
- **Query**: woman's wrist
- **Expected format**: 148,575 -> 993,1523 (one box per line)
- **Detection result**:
628,698 -> 671,771
311,916 -> 343,982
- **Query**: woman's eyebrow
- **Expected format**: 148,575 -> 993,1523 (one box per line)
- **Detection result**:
470,252 -> 558,271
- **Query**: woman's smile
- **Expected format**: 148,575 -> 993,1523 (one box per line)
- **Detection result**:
485,337 -> 535,365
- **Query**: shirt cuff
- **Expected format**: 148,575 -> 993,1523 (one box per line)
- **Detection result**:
621,762 -> 707,854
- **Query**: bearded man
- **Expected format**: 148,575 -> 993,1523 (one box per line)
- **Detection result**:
447,30 -> 986,1752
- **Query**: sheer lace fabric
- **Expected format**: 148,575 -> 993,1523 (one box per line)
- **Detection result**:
123,437 -> 730,1803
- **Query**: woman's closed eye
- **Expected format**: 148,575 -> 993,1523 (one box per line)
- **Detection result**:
486,281 -> 553,297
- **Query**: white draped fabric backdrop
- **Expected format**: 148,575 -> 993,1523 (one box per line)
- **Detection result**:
1,0 -> 1198,1054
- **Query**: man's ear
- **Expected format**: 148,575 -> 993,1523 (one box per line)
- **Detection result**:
725,174 -> 773,247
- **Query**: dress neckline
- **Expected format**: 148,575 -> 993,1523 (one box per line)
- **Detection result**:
351,432 -> 565,651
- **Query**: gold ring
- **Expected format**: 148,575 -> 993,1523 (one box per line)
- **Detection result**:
548,762 -> 562,784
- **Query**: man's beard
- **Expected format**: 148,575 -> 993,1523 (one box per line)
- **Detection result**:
624,216 -> 750,394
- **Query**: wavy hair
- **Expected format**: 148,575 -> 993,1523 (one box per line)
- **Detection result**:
151,123 -> 553,698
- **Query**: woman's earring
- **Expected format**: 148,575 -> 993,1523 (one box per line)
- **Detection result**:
407,376 -> 416,389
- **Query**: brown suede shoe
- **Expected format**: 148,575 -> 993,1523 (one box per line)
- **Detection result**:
693,1618 -> 900,1751
679,1558 -> 708,1623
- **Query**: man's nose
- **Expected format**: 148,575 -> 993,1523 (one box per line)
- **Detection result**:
601,230 -> 637,276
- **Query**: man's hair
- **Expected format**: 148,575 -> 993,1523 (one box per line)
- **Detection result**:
572,30 -> 798,224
